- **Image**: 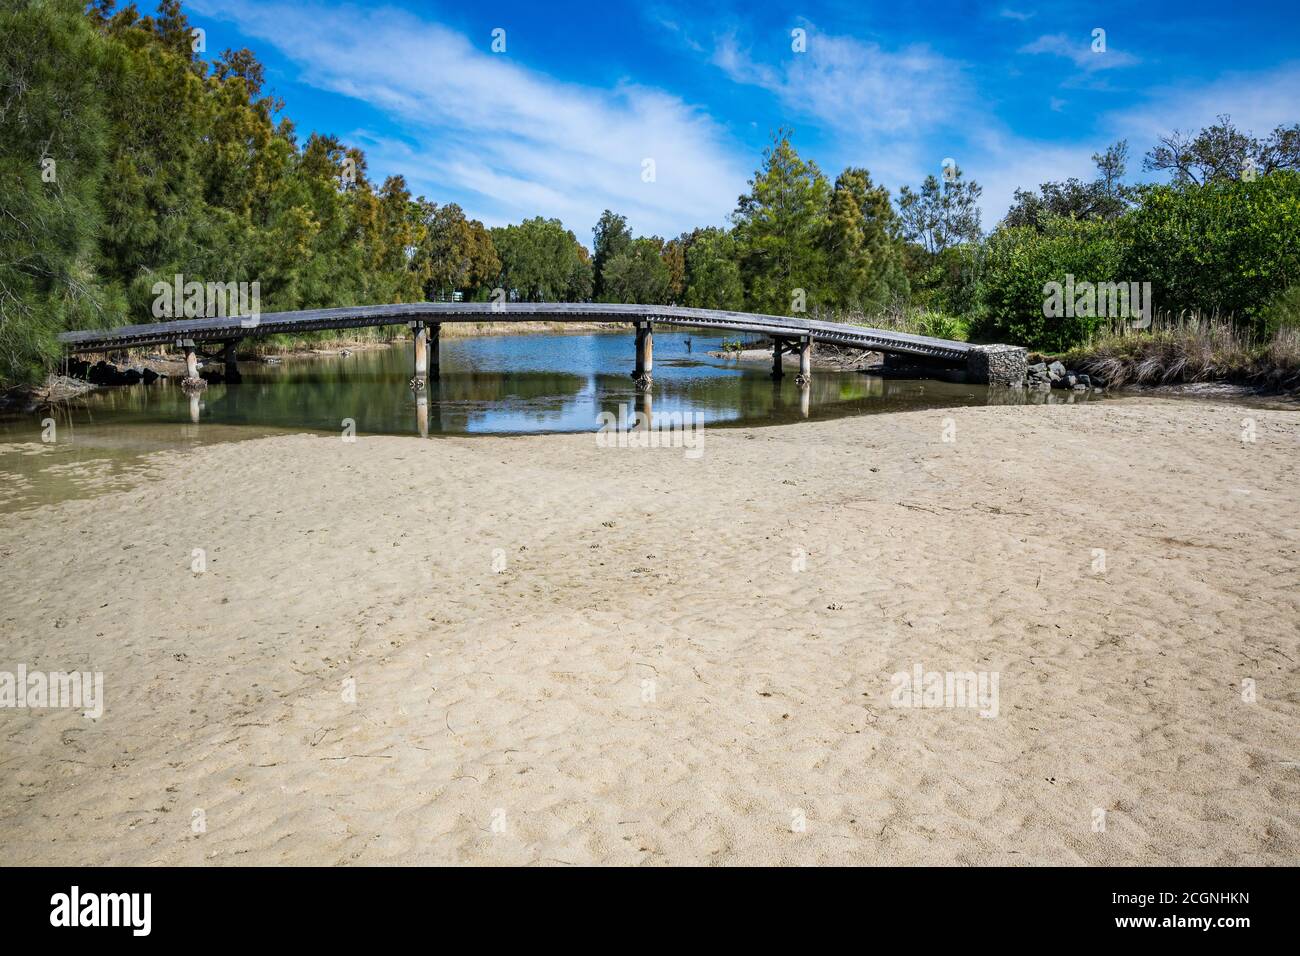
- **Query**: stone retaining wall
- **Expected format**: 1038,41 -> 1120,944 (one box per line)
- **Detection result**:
965,345 -> 1028,387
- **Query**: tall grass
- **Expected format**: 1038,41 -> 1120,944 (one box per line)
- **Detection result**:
838,302 -> 970,342
1063,310 -> 1300,391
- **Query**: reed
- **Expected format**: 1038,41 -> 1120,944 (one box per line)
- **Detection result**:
1062,310 -> 1300,391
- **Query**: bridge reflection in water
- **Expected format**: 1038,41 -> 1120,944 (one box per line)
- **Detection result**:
34,329 -> 1082,440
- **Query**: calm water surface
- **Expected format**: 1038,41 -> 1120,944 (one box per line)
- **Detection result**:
0,329 -> 1098,511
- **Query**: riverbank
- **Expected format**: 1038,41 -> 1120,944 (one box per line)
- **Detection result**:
1058,323 -> 1300,394
1,398 -> 1295,865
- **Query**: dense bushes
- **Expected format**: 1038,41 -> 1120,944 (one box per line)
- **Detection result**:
969,219 -> 1123,352
1119,172 -> 1300,330
964,173 -> 1300,351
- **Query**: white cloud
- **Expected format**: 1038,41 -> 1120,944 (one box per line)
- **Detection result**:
190,0 -> 749,240
705,24 -> 972,202
713,28 -> 966,138
999,8 -> 1036,21
1020,32 -> 1139,72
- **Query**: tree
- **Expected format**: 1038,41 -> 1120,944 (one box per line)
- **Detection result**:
1145,115 -> 1300,184
417,202 -> 499,300
1094,140 -> 1129,199
731,130 -> 831,315
0,0 -> 113,384
491,217 -> 591,301
684,228 -> 743,311
660,234 -> 690,302
600,237 -> 671,304
591,209 -> 632,299
897,166 -> 983,254
821,167 -> 908,313
213,47 -> 266,97
1004,141 -> 1133,231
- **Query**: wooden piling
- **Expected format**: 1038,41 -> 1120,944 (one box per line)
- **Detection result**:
429,322 -> 441,376
221,341 -> 240,383
771,338 -> 785,379
634,322 -> 653,388
797,337 -> 812,383
416,392 -> 429,438
411,321 -> 428,379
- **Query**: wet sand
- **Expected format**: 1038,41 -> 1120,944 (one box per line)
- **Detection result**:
0,397 -> 1296,865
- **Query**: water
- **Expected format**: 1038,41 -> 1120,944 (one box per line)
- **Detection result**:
0,329 -> 1096,512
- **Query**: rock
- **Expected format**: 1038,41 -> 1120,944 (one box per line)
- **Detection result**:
1077,373 -> 1091,387
142,368 -> 160,384
87,360 -> 128,385
1048,360 -> 1066,380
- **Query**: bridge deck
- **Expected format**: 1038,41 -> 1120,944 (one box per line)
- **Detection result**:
57,303 -> 974,363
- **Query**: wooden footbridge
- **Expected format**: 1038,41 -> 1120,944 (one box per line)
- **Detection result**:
58,302 -> 1025,386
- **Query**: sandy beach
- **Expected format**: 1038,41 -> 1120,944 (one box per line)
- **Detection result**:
1,397 -> 1296,866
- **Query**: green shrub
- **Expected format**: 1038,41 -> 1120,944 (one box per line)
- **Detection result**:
970,218 -> 1123,351
1261,284 -> 1300,336
1120,172 -> 1300,332
915,310 -> 968,341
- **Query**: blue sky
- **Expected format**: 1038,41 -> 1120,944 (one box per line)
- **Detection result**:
186,0 -> 1300,244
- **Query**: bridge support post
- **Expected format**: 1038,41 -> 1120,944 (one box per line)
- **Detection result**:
177,338 -> 206,392
415,392 -> 429,438
771,338 -> 786,380
633,322 -> 653,389
411,321 -> 428,385
429,322 -> 441,377
796,337 -> 812,384
221,341 -> 241,384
